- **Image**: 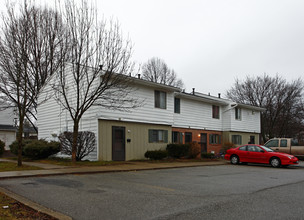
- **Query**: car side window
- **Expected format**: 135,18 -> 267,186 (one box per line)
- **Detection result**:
239,146 -> 247,151
280,139 -> 287,147
255,146 -> 264,152
248,145 -> 255,152
265,140 -> 279,148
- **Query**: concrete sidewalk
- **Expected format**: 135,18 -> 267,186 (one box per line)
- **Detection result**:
0,158 -> 227,179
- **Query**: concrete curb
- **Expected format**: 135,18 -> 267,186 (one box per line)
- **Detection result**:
0,186 -> 72,220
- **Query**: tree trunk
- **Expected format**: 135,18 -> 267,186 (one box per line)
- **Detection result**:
72,120 -> 79,164
17,114 -> 24,167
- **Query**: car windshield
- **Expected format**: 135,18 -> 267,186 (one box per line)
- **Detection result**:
260,145 -> 274,152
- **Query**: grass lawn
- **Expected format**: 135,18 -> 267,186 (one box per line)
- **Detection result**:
0,162 -> 42,172
0,192 -> 56,220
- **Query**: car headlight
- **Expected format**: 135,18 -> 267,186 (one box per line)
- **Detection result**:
287,156 -> 293,159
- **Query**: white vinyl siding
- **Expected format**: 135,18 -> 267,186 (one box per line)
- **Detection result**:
0,105 -> 15,125
96,85 -> 175,125
173,98 -> 223,131
223,107 -> 261,133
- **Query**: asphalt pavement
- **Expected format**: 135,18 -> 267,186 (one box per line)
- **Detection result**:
0,158 -> 227,220
1,164 -> 304,220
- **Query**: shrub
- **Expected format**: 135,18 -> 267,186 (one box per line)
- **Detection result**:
222,142 -> 235,154
201,152 -> 215,159
144,150 -> 168,160
188,142 -> 201,159
9,139 -> 33,155
58,131 -> 96,161
166,144 -> 190,158
23,140 -> 60,160
0,139 -> 5,156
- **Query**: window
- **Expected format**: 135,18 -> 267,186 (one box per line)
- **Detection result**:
280,139 -> 287,147
155,91 -> 166,109
264,139 -> 279,148
248,145 -> 262,152
212,105 -> 220,119
291,139 -> 299,146
232,135 -> 242,145
235,108 -> 241,120
239,146 -> 247,151
149,129 -> 168,143
209,134 -> 221,144
172,131 -> 183,144
249,136 -> 255,144
174,98 -> 180,113
185,132 -> 192,143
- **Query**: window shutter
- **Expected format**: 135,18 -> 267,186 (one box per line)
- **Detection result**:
148,129 -> 153,143
164,130 -> 168,143
209,134 -> 212,144
155,91 -> 159,108
219,135 -> 221,144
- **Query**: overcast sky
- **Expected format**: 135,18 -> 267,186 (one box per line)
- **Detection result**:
42,0 -> 304,96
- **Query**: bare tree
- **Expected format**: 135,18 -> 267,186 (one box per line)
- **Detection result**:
141,57 -> 184,88
59,131 -> 96,161
226,74 -> 304,143
0,1 -> 66,166
52,0 -> 140,163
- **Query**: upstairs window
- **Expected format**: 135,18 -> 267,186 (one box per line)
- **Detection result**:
235,108 -> 241,120
155,91 -> 166,109
174,98 -> 180,113
212,105 -> 220,119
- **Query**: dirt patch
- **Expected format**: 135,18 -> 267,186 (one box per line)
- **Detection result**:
0,192 -> 57,220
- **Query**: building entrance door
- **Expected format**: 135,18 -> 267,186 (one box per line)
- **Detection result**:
200,133 -> 207,153
112,126 -> 126,161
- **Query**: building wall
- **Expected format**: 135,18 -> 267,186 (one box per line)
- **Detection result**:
173,98 -> 223,131
0,106 -> 15,126
222,131 -> 260,147
172,127 -> 223,154
98,120 -> 171,161
0,130 -> 16,150
223,107 -> 261,133
95,84 -> 175,126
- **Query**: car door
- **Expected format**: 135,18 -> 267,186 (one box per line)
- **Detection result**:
237,145 -> 249,162
247,145 -> 267,163
265,139 -> 279,152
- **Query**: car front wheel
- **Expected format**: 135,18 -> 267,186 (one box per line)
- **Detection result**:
270,157 -> 281,168
230,155 -> 239,165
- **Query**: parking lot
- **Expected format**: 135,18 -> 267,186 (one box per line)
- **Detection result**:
0,164 -> 304,220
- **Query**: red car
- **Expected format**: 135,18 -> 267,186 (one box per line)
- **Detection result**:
224,144 -> 298,168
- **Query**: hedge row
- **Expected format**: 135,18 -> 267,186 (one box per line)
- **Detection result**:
145,143 -> 202,160
9,139 -> 60,160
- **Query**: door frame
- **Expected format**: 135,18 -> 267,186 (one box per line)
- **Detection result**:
112,126 -> 126,161
199,133 -> 208,153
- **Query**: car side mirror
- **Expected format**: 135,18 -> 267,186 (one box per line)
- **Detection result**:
260,150 -> 264,153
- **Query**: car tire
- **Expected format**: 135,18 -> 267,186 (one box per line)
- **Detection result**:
270,157 -> 281,168
230,155 -> 239,165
